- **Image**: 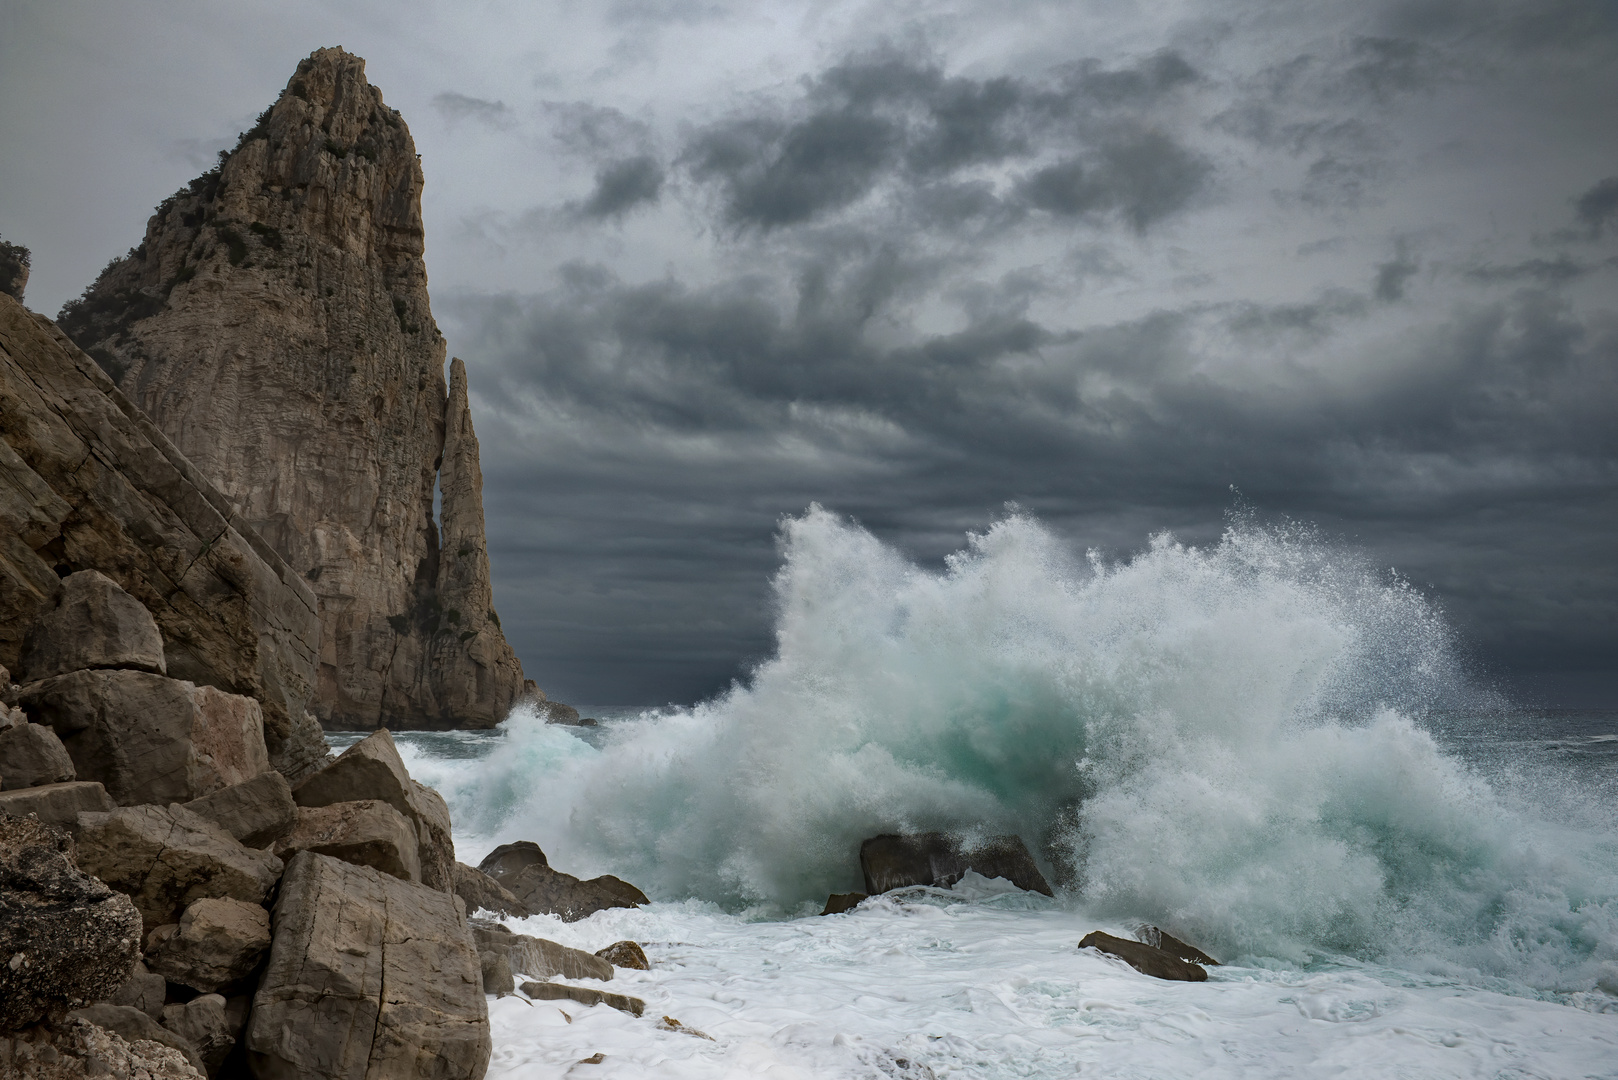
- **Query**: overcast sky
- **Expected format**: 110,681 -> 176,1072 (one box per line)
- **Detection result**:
3,0 -> 1615,707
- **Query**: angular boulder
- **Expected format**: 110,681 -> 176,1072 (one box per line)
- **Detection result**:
1077,931 -> 1208,982
0,780 -> 113,828
161,994 -> 236,1076
74,803 -> 282,932
146,897 -> 272,993
859,832 -> 1053,897
244,851 -> 489,1080
820,892 -> 868,916
479,951 -> 514,996
1135,924 -> 1220,966
594,941 -> 649,970
0,1016 -> 204,1079
0,816 -> 141,1032
20,569 -> 166,681
477,841 -> 647,923
181,770 -> 297,848
471,923 -> 613,982
109,959 -> 167,1020
451,860 -> 529,919
293,729 -> 454,891
273,800 -> 420,883
518,981 -> 644,1017
22,670 -> 271,805
0,722 -> 76,788
68,1004 -> 208,1075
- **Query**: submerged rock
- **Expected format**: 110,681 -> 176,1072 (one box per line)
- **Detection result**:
519,982 -> 644,1017
477,840 -> 647,922
1135,925 -> 1219,966
859,833 -> 1053,897
820,892 -> 869,916
1078,931 -> 1208,982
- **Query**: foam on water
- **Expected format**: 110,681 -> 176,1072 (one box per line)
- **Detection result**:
398,506 -> 1618,1003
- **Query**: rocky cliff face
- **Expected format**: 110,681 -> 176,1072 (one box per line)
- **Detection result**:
59,47 -> 525,730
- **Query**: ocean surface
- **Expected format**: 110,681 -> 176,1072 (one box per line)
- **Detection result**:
336,509 -> 1618,1078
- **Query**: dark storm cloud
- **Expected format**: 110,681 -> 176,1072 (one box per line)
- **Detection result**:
1575,177 -> 1618,236
432,92 -> 515,129
544,102 -> 654,159
680,47 -> 1209,231
579,155 -> 665,218
1374,244 -> 1419,301
1462,255 -> 1595,285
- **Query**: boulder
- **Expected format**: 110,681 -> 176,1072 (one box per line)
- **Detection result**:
518,982 -> 644,1017
451,860 -> 529,919
820,892 -> 868,916
594,941 -> 649,970
108,960 -> 167,1020
542,703 -> 594,727
471,923 -> 613,982
181,771 -> 296,848
292,730 -> 454,891
859,833 -> 1053,897
21,671 -> 271,805
0,816 -> 142,1032
1134,925 -> 1220,965
20,570 -> 166,681
273,801 -> 420,883
145,897 -> 272,993
0,1016 -> 204,1079
161,995 -> 236,1076
1077,931 -> 1208,982
68,1004 -> 207,1075
74,804 -> 282,932
479,951 -> 514,996
244,851 -> 489,1080
477,841 -> 647,922
0,722 -> 76,788
0,781 -> 113,828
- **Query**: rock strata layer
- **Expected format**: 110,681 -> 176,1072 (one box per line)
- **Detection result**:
58,47 -> 525,731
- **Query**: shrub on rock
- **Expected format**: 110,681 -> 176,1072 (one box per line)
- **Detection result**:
74,803 -> 282,932
0,816 -> 142,1032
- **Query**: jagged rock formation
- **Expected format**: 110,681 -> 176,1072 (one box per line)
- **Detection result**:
59,47 -> 525,730
0,292 -> 326,781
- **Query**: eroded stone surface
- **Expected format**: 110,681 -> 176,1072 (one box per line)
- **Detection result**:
0,722 -> 76,788
594,941 -> 649,970
244,851 -> 489,1080
73,804 -> 282,932
181,770 -> 296,848
146,897 -> 272,993
68,1005 -> 207,1076
0,816 -> 141,1032
109,960 -> 167,1020
0,1017 -> 204,1079
273,800 -> 420,882
21,570 -> 166,681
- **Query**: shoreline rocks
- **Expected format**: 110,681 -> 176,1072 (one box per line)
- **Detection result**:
1078,931 -> 1209,982
859,832 -> 1054,897
476,840 -> 647,922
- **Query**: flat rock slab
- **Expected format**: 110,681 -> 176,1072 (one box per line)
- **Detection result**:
0,780 -> 112,828
820,892 -> 869,916
181,770 -> 296,848
22,670 -> 271,806
0,815 -> 142,1031
20,569 -> 166,681
1078,931 -> 1208,982
860,832 -> 1053,897
74,803 -> 282,932
472,924 -> 613,982
519,982 -> 645,1017
293,730 -> 453,891
0,722 -> 76,788
273,799 -> 420,882
245,851 -> 489,1080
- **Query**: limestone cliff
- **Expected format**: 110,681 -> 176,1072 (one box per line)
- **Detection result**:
59,47 -> 525,730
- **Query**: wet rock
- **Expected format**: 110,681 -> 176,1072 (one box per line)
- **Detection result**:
68,1004 -> 207,1076
542,703 -> 594,726
1078,930 -> 1208,982
272,800 -> 420,883
471,923 -> 613,982
451,860 -> 529,919
20,570 -> 166,682
180,770 -> 296,848
108,960 -> 166,1020
594,941 -> 649,970
0,816 -> 142,1032
244,851 -> 489,1080
655,1016 -> 713,1040
477,841 -> 647,922
859,833 -> 1053,897
0,1016 -> 204,1079
0,781 -> 113,828
292,729 -> 454,891
21,671 -> 272,806
519,982 -> 644,1017
73,804 -> 282,932
480,951 -> 514,996
820,892 -> 869,916
0,722 -> 76,788
144,897 -> 271,994
160,995 -> 235,1076
1135,925 -> 1220,966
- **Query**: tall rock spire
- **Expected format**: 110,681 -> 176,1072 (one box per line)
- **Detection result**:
59,47 -> 525,729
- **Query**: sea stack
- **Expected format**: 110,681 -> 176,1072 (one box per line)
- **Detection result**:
59,47 -> 525,730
